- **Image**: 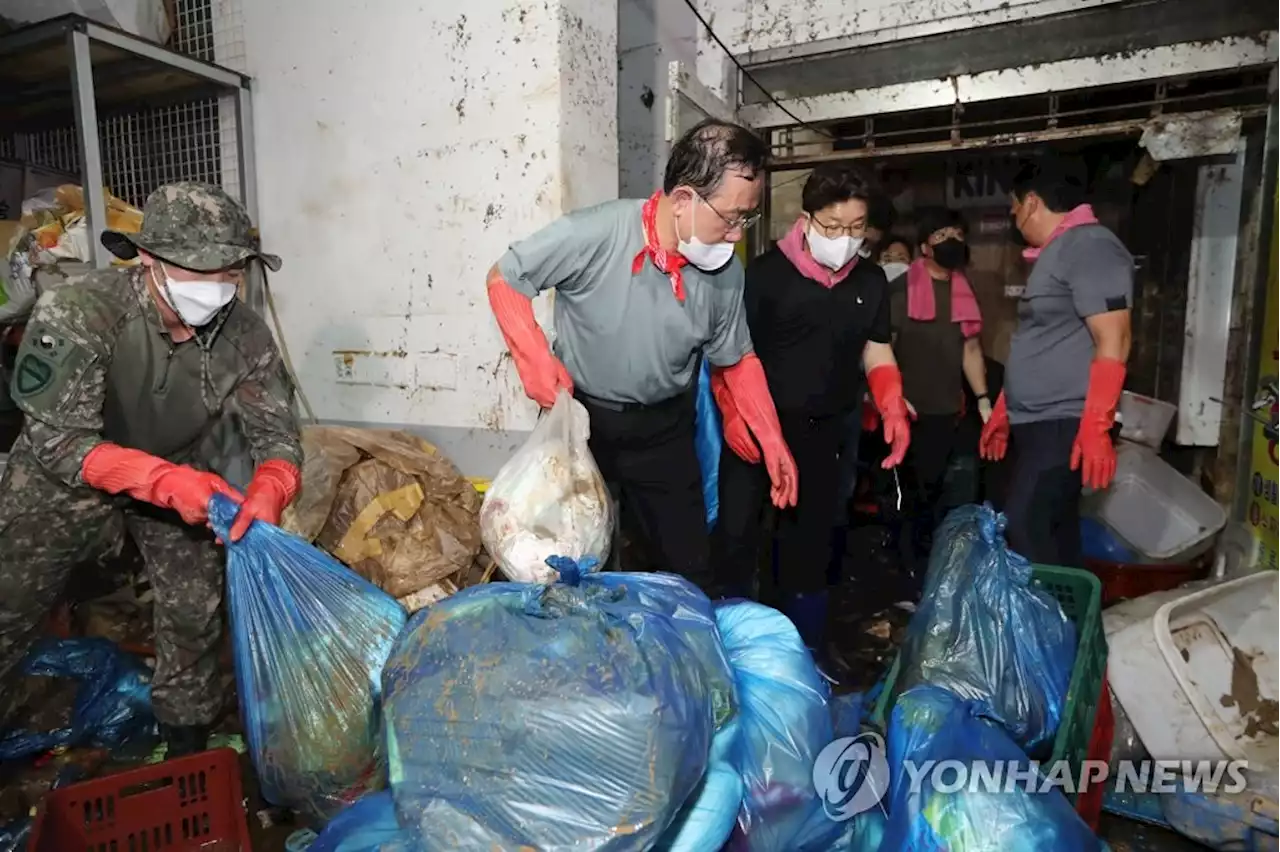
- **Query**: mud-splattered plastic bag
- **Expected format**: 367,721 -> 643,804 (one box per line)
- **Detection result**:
892,504 -> 1076,753
381,559 -> 731,851
480,391 -> 613,583
210,493 -> 407,825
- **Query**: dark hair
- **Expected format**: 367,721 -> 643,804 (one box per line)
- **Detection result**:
915,207 -> 966,248
1012,155 -> 1087,213
883,236 -> 913,257
800,162 -> 875,214
867,193 -> 897,233
663,119 -> 770,195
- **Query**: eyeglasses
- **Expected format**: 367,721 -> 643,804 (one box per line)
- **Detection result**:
809,215 -> 866,239
697,192 -> 761,232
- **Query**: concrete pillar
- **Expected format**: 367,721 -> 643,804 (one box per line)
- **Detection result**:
617,0 -> 697,196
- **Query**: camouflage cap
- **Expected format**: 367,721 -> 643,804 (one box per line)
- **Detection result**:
101,181 -> 282,272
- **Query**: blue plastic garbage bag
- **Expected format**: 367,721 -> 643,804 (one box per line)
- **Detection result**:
695,358 -> 722,530
829,808 -> 888,852
881,686 -> 1101,852
657,761 -> 744,852
832,693 -> 865,739
655,716 -> 744,852
0,818 -> 30,852
210,493 -> 407,824
717,601 -> 845,852
308,792 -> 420,852
893,504 -> 1076,752
381,558 -> 732,851
1080,516 -> 1138,563
0,637 -> 154,760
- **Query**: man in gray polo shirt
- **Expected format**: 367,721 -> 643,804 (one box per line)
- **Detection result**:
485,119 -> 798,589
980,156 -> 1132,567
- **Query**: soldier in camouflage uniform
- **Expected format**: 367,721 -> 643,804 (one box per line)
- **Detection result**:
0,182 -> 303,757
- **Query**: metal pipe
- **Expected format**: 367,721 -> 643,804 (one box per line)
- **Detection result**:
236,86 -> 264,317
766,118 -> 1153,170
68,28 -> 108,269
769,99 -> 1270,160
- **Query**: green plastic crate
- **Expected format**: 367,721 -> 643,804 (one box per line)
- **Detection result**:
869,564 -> 1106,807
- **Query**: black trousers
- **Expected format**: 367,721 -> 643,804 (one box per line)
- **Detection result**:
1001,418 -> 1083,568
906,414 -> 963,555
714,412 -> 843,597
576,390 -> 712,590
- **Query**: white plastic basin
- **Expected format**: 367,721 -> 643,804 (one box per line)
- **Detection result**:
1157,572 -> 1278,767
1119,391 -> 1177,449
1094,443 -> 1227,562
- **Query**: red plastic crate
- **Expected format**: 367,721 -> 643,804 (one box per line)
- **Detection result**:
1076,673 -> 1116,832
1082,557 -> 1208,606
30,748 -> 251,851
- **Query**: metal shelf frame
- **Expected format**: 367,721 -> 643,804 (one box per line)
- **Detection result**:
0,14 -> 257,268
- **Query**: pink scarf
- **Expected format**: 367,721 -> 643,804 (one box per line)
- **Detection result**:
906,258 -> 982,338
1022,203 -> 1099,260
777,217 -> 859,289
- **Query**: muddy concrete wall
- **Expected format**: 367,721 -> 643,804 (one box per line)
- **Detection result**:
241,0 -> 618,473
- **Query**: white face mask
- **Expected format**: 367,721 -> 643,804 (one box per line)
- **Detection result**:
155,264 -> 237,327
677,197 -> 735,272
807,226 -> 863,271
880,261 -> 910,281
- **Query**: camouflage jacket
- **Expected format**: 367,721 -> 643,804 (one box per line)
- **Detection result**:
9,266 -> 302,486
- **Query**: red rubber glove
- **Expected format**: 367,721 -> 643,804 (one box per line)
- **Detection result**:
709,369 -> 760,464
867,364 -> 911,469
82,443 -> 242,526
719,355 -> 799,508
979,392 -> 1010,461
861,394 -> 880,433
487,271 -> 573,408
1072,358 -> 1126,490
229,459 -> 302,542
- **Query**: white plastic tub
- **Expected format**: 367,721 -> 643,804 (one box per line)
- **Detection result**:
1093,443 -> 1227,562
1108,573 -> 1278,768
1119,391 -> 1177,449
1157,573 -> 1278,766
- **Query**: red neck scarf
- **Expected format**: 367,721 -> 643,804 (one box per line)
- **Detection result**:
633,191 -> 688,302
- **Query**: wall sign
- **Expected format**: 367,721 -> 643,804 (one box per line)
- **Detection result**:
1246,190 -> 1278,571
946,156 -> 1019,210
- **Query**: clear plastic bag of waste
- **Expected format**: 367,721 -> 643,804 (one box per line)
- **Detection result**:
479,391 -> 613,582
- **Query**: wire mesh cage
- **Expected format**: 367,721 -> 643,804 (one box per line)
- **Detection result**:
4,0 -> 228,209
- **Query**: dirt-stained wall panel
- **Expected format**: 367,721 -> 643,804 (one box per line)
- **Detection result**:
242,0 -> 617,436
